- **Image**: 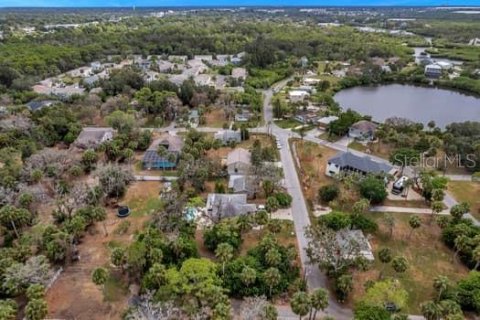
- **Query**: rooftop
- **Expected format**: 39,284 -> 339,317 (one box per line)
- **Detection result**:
328,151 -> 393,175
227,148 -> 251,165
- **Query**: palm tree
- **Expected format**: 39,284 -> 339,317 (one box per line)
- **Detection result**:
215,242 -> 234,276
237,214 -> 253,233
264,267 -> 281,298
433,275 -> 450,301
290,291 -> 311,320
378,247 -> 392,279
383,214 -> 395,238
240,266 -> 256,287
265,248 -> 281,267
392,256 -> 408,277
438,299 -> 462,318
453,235 -> 470,261
473,245 -> 480,270
430,201 -> 444,225
421,301 -> 442,320
309,288 -> 328,320
402,178 -> 414,198
25,299 -> 48,320
450,202 -> 470,221
407,215 -> 421,240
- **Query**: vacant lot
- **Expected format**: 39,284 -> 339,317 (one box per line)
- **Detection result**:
203,107 -> 227,128
448,181 -> 480,220
293,140 -> 338,204
46,181 -> 162,319
351,212 -> 468,314
207,134 -> 277,160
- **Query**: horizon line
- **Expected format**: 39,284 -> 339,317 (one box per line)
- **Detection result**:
2,4 -> 480,8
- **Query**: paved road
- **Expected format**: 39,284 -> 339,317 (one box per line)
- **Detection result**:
262,82 -> 353,319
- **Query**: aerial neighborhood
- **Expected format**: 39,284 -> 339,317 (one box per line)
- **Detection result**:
1,5 -> 480,320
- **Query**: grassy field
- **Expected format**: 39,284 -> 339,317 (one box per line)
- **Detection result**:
275,118 -> 302,129
203,107 -> 227,128
123,181 -> 163,217
351,212 -> 469,314
448,181 -> 480,220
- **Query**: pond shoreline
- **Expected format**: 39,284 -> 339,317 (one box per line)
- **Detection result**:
334,83 -> 480,128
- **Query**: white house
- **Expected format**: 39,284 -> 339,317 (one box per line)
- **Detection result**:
289,90 -> 310,103
317,116 -> 339,128
424,64 -> 443,78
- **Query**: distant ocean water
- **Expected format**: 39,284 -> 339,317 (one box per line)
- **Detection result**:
2,0 -> 480,8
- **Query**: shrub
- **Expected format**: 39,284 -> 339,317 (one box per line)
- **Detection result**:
359,176 -> 388,204
319,211 -> 351,231
351,214 -> 378,234
318,184 -> 339,203
274,192 -> 292,208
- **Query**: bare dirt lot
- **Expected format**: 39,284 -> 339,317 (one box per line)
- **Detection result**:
46,181 -> 162,320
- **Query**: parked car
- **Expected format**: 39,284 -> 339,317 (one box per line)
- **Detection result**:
392,176 -> 409,195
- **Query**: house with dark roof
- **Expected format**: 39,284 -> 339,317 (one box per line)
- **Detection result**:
206,193 -> 257,221
142,133 -> 184,170
326,151 -> 394,177
26,100 -> 57,112
348,120 -> 377,141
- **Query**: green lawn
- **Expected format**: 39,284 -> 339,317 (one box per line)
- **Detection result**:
347,141 -> 367,152
103,272 -> 128,302
275,118 -> 302,129
448,181 -> 480,220
351,212 -> 469,314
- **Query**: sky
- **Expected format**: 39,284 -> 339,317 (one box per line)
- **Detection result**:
1,0 -> 480,7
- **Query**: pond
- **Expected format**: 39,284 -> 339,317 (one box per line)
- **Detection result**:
334,84 -> 480,128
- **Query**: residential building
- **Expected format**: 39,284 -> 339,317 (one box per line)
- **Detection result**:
424,64 -> 443,78
73,127 -> 115,149
289,90 -> 310,103
228,175 -> 255,197
294,110 -> 320,124
326,151 -> 394,177
206,193 -> 257,220
142,133 -> 184,170
26,100 -> 57,112
317,115 -> 339,129
232,68 -> 247,80
348,120 -> 377,141
227,148 -> 251,175
214,130 -> 241,144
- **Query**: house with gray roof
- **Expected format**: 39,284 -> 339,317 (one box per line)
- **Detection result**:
326,151 -> 394,177
227,148 -> 251,175
214,129 -> 241,144
206,193 -> 257,221
73,127 -> 115,149
228,175 -> 255,197
348,120 -> 377,141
